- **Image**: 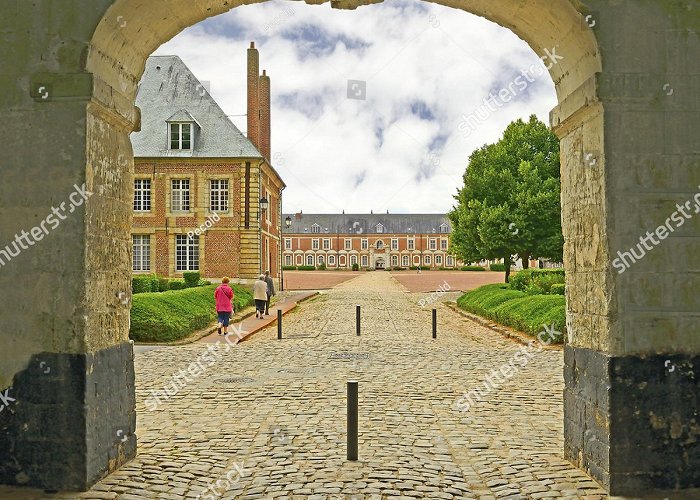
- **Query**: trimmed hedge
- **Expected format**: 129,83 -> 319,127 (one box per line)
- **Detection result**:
282,266 -> 297,270
550,283 -> 566,295
169,280 -> 186,290
130,284 -> 253,343
457,283 -> 565,342
460,265 -> 486,271
183,271 -> 201,288
132,275 -> 159,294
510,268 -> 565,295
489,263 -> 507,272
297,265 -> 316,271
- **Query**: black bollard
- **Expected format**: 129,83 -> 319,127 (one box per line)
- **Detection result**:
356,305 -> 361,336
432,308 -> 437,339
347,380 -> 358,460
277,309 -> 282,340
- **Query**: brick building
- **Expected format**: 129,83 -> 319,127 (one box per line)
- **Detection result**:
282,213 -> 462,270
130,44 -> 285,284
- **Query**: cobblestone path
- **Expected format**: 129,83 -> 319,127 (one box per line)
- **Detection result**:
17,271 -> 607,499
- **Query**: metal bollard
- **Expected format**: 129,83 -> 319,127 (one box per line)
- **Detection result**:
432,308 -> 437,339
277,309 -> 282,340
347,380 -> 358,461
356,305 -> 361,336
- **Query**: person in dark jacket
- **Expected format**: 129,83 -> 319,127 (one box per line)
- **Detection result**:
264,270 -> 276,316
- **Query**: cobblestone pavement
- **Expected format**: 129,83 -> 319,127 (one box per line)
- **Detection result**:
6,271 -> 607,499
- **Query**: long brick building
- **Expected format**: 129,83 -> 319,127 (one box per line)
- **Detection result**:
130,43 -> 285,284
282,213 -> 461,270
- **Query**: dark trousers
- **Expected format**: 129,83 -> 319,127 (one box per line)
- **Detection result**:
265,293 -> 271,315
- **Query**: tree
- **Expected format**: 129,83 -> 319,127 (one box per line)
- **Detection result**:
449,115 -> 563,282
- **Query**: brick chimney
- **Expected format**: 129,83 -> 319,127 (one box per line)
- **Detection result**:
259,69 -> 271,161
247,42 -> 260,151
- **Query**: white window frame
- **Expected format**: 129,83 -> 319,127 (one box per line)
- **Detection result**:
391,238 -> 398,250
402,255 -> 409,266
322,238 -> 331,250
306,255 -> 314,266
328,255 -> 335,265
447,255 -> 454,267
170,122 -> 193,150
296,255 -> 303,266
284,238 -> 292,250
134,179 -> 151,212
440,223 -> 449,233
318,254 -> 325,265
350,255 -> 358,266
171,179 -> 191,212
345,238 -> 352,250
376,223 -> 384,233
441,239 -> 448,250
209,179 -> 229,213
176,234 -> 199,271
361,238 -> 368,250
391,255 -> 398,266
339,255 -> 346,266
285,254 -> 292,266
132,235 -> 151,272
429,239 -> 437,250
312,239 -> 320,250
311,224 -> 321,234
361,255 -> 368,267
435,254 -> 443,265
424,255 -> 432,265
407,238 -> 415,250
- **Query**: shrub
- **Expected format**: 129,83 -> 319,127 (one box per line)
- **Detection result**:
158,278 -> 170,292
132,275 -> 158,294
130,284 -> 253,343
489,263 -> 507,272
183,271 -> 201,288
461,265 -> 486,271
550,283 -> 566,295
169,280 -> 186,290
197,279 -> 212,286
510,268 -> 565,295
282,266 -> 297,270
297,265 -> 316,271
352,263 -> 359,271
456,283 -> 565,341
318,263 -> 327,270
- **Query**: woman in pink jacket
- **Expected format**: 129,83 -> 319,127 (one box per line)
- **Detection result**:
215,277 -> 234,335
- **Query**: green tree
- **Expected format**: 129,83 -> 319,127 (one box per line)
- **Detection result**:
449,115 -> 562,282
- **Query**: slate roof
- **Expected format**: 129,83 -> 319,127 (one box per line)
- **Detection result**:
282,214 -> 451,235
131,55 -> 262,158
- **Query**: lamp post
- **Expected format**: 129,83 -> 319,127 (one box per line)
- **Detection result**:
259,197 -> 269,276
282,215 -> 292,291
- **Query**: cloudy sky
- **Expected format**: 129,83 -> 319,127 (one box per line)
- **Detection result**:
153,0 -> 556,214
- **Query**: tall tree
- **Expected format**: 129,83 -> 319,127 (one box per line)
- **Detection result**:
449,115 -> 562,282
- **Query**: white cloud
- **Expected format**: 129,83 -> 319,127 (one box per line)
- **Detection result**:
152,0 -> 556,214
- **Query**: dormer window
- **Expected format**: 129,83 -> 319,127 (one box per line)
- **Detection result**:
376,223 -> 385,233
440,223 -> 449,233
311,224 -> 321,234
170,122 -> 192,150
166,110 -> 200,151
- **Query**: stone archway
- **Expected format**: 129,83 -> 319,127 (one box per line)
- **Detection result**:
1,0 -> 698,496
